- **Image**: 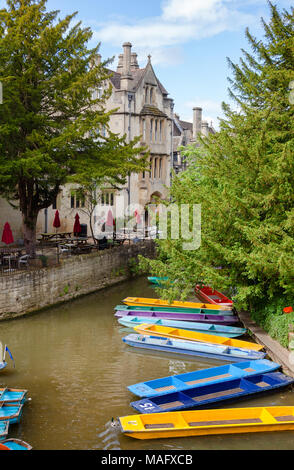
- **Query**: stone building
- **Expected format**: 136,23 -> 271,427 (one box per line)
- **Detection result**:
0,42 -> 174,243
172,107 -> 215,174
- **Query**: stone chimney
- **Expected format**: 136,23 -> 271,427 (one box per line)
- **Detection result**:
201,121 -> 209,137
90,54 -> 101,68
130,53 -> 139,70
193,107 -> 202,139
116,54 -> 124,72
120,42 -> 133,90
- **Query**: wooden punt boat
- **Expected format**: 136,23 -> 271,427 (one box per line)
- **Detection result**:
0,388 -> 28,405
127,359 -> 280,397
118,316 -> 246,338
118,406 -> 294,440
148,277 -> 170,286
131,372 -> 294,413
134,324 -> 263,352
122,334 -> 266,362
116,304 -> 235,316
0,439 -> 32,450
0,403 -> 23,425
0,343 -> 7,372
115,310 -> 239,326
0,421 -> 9,441
195,285 -> 233,307
122,297 -> 233,312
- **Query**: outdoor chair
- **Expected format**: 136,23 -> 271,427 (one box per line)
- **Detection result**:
18,254 -> 30,269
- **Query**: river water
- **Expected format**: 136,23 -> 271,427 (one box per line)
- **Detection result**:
0,276 -> 294,450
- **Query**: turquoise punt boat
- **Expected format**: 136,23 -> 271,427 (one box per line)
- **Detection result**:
127,359 -> 280,397
148,277 -> 174,287
115,304 -> 235,316
118,316 -> 246,338
0,421 -> 9,441
0,403 -> 23,425
123,334 -> 266,363
1,439 -> 32,450
0,388 -> 28,405
131,372 -> 294,414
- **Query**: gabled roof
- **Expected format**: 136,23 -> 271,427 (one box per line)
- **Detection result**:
140,105 -> 167,117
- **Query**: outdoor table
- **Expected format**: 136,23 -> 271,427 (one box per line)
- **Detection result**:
39,232 -> 73,242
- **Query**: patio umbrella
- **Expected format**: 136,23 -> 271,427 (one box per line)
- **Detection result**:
73,213 -> 81,235
53,210 -> 61,230
1,222 -> 14,245
134,209 -> 142,225
106,209 -> 115,228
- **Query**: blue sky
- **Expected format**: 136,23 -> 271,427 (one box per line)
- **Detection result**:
2,0 -> 293,128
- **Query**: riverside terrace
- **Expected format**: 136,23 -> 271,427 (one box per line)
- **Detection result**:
0,228 -> 154,275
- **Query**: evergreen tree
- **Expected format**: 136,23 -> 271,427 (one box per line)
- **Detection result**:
140,2 -> 294,309
0,0 -> 146,254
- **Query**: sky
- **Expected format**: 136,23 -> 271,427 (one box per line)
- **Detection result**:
2,0 -> 293,128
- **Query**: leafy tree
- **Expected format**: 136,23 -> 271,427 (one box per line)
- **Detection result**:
140,2 -> 294,310
0,0 -> 147,254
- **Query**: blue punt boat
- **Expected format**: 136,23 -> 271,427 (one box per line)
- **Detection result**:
0,342 -> 7,372
115,304 -> 235,316
1,439 -> 32,450
118,316 -> 246,338
0,388 -> 28,405
127,359 -> 280,397
0,421 -> 9,441
148,277 -> 170,286
115,310 -> 239,326
0,403 -> 23,425
131,372 -> 294,413
123,334 -> 266,363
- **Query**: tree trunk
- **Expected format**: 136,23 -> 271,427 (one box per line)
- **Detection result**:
22,213 -> 38,256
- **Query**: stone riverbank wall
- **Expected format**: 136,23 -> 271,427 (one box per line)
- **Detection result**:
0,241 -> 155,321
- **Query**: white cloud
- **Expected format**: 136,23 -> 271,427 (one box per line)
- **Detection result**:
93,0 -> 256,64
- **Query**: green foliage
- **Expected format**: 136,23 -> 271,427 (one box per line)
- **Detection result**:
251,295 -> 294,347
140,3 -> 294,313
0,0 -> 147,253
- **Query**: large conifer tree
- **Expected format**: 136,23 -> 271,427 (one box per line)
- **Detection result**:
141,2 -> 294,309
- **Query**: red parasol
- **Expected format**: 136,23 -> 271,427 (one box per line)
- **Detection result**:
134,209 -> 142,225
1,222 -> 14,245
106,209 -> 115,227
53,210 -> 61,229
73,213 -> 81,235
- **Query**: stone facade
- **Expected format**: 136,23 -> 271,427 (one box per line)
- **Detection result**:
173,107 -> 215,173
0,241 -> 155,320
0,42 -> 174,241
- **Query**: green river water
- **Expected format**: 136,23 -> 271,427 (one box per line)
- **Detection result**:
0,276 -> 294,450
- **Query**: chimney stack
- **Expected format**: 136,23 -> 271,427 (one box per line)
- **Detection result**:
193,107 -> 202,140
201,121 -> 209,137
116,54 -> 124,72
130,53 -> 139,70
120,42 -> 133,90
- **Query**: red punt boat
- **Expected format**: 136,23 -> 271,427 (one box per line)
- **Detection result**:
195,285 -> 234,307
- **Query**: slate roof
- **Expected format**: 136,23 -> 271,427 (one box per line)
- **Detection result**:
106,66 -> 169,96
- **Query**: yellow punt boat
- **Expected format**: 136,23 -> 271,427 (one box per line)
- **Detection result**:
134,324 -> 264,352
118,406 -> 294,440
122,297 -> 232,312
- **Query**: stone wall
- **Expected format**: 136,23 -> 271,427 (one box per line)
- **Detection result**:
0,241 -> 155,321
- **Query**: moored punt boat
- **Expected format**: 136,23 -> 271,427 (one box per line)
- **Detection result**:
0,343 -> 7,372
0,403 -> 23,425
0,439 -> 32,450
0,388 -> 28,405
127,359 -> 280,397
0,421 -> 9,441
122,334 -> 266,362
131,372 -> 294,413
115,304 -> 236,316
134,324 -> 263,352
148,277 -> 170,286
118,316 -> 246,338
115,310 -> 239,326
195,285 -> 234,307
122,297 -> 233,312
118,406 -> 294,440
